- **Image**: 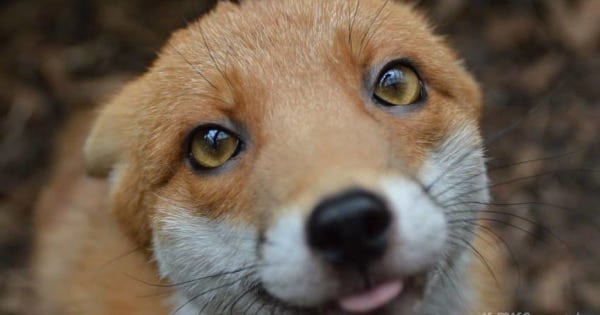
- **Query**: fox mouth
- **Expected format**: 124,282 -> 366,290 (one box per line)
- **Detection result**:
337,275 -> 426,314
253,182 -> 449,315
258,274 -> 427,314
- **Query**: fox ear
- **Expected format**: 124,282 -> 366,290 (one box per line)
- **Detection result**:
84,82 -> 140,178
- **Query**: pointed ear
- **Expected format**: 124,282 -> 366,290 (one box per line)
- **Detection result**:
84,81 -> 140,177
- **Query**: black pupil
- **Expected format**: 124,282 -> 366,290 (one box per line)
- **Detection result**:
203,129 -> 228,151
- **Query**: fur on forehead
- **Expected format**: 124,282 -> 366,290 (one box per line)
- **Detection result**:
83,0 -> 482,245
154,0 -> 480,109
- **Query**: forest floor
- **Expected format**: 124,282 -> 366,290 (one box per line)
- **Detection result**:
0,1 -> 598,314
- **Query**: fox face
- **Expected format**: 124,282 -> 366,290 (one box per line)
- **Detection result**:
84,0 -> 488,314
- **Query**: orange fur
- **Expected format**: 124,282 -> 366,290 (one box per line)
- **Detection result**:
469,226 -> 516,314
33,112 -> 169,315
34,1 -> 511,314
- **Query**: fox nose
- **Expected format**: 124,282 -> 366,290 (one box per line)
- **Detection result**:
307,189 -> 392,266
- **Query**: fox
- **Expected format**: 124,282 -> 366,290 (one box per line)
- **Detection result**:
33,0 -> 514,314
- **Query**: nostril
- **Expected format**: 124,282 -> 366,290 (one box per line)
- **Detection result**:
363,206 -> 391,241
307,189 -> 392,266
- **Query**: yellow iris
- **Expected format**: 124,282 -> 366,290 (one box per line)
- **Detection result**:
374,64 -> 421,106
190,128 -> 240,169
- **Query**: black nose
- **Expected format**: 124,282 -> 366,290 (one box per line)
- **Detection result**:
307,189 -> 392,266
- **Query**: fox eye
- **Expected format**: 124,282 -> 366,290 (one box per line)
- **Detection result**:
187,126 -> 242,170
373,63 -> 423,106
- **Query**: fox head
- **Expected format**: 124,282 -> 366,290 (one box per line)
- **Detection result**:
84,0 -> 488,314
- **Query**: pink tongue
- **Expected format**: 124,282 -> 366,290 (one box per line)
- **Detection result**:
338,280 -> 404,313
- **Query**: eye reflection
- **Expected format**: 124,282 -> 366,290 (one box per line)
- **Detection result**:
188,126 -> 241,170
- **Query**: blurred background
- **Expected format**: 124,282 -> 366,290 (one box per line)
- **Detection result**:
0,0 -> 598,314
